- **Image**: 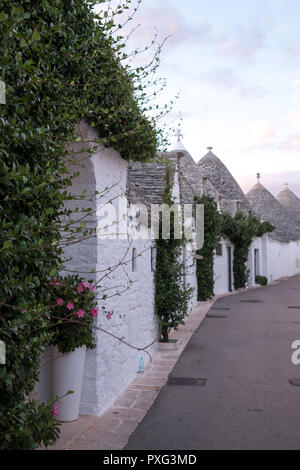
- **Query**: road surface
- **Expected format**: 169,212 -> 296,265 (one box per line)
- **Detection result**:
125,276 -> 300,450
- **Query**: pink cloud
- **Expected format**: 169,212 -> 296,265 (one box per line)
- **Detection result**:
122,4 -> 212,47
214,25 -> 265,62
120,2 -> 265,63
278,134 -> 300,151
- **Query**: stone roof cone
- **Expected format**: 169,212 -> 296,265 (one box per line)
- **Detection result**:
247,178 -> 300,242
197,148 -> 249,215
276,184 -> 300,226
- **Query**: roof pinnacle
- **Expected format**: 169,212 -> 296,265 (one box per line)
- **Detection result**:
257,173 -> 261,184
175,128 -> 183,142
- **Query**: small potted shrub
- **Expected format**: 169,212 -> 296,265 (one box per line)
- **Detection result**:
48,275 -> 97,422
255,275 -> 268,286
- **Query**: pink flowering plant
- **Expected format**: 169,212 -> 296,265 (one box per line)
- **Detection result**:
48,275 -> 98,353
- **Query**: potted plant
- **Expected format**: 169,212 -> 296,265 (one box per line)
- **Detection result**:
48,275 -> 97,422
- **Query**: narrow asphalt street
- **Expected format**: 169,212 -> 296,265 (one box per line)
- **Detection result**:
125,276 -> 300,450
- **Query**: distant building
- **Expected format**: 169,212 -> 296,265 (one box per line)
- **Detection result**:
247,177 -> 300,282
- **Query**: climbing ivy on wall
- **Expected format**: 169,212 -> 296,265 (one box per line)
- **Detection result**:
154,163 -> 193,342
0,0 -> 172,449
196,196 -> 222,301
194,195 -> 274,299
221,212 -> 274,289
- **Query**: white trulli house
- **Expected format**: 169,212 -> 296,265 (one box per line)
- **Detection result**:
247,177 -> 300,282
127,139 -> 202,313
197,148 -> 250,294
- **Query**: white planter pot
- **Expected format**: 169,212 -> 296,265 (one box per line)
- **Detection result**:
34,346 -> 53,404
52,345 -> 86,422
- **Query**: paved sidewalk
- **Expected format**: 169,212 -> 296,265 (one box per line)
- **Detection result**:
48,285 -> 263,450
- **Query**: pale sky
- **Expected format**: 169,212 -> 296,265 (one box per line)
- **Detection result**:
101,0 -> 300,197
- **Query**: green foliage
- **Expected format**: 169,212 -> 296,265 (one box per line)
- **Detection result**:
0,399 -> 60,450
196,196 -> 222,301
221,212 -> 274,289
0,0 -> 167,449
154,163 -> 193,342
48,275 -> 97,354
255,275 -> 268,286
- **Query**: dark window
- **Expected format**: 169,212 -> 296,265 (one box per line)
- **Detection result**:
216,243 -> 223,256
132,248 -> 137,272
151,247 -> 157,272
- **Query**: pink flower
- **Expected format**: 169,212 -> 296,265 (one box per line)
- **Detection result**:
67,302 -> 74,311
52,405 -> 59,416
83,281 -> 95,291
52,278 -> 62,288
91,308 -> 99,318
57,298 -> 64,306
77,283 -> 84,293
106,312 -> 112,320
76,310 -> 85,318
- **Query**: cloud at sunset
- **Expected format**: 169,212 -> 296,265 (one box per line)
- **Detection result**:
100,0 -> 300,186
199,67 -> 268,99
213,24 -> 266,62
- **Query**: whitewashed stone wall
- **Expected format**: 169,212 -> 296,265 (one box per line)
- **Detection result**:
264,237 -> 300,282
63,122 -> 158,416
186,249 -> 198,309
214,238 -> 233,295
247,237 -> 264,286
247,235 -> 300,285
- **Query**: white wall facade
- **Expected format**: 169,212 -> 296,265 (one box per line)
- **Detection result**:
186,249 -> 198,309
247,235 -> 300,285
62,122 -> 158,415
264,237 -> 300,283
247,237 -> 264,286
213,238 -> 234,295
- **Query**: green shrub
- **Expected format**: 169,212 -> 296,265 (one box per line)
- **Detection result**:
0,400 -> 60,451
154,164 -> 193,342
0,0 -> 163,449
255,275 -> 268,286
221,212 -> 274,289
195,196 -> 221,301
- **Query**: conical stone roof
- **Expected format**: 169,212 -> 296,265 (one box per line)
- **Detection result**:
277,184 -> 300,226
247,182 -> 300,242
197,150 -> 250,215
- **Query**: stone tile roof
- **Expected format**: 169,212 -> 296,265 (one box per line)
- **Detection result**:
127,157 -> 176,208
247,183 -> 300,242
127,149 -> 205,208
276,185 -> 300,226
197,150 -> 250,216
